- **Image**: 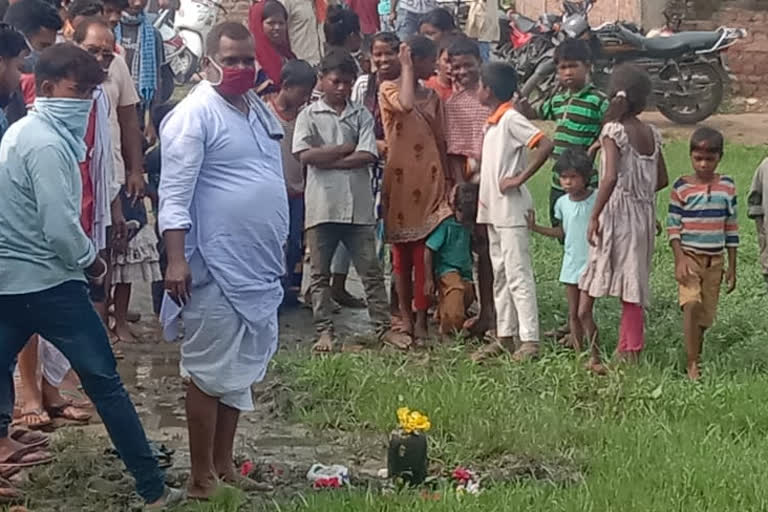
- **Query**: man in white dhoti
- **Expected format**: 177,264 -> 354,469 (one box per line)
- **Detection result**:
158,22 -> 288,499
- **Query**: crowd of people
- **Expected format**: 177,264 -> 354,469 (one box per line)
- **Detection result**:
0,0 -> 766,507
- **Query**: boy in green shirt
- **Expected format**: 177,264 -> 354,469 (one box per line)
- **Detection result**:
517,38 -> 607,340
518,38 -> 608,228
425,183 -> 479,336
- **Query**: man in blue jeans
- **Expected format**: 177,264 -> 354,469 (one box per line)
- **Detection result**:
0,44 -> 181,509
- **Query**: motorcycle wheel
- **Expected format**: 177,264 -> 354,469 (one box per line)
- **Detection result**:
657,62 -> 724,125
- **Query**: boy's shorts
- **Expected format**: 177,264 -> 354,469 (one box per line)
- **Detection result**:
678,252 -> 724,328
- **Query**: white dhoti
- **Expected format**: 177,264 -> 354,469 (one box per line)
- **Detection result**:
38,338 -> 71,387
179,268 -> 278,411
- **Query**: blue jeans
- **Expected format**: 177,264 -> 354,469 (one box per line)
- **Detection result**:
286,196 -> 305,290
476,41 -> 491,61
396,9 -> 422,40
0,281 -> 165,503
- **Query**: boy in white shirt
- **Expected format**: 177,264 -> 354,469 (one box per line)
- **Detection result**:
472,62 -> 554,362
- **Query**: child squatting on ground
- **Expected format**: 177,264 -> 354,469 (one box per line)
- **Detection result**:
473,61 -> 555,362
424,183 -> 479,337
668,127 -> 738,380
527,148 -> 597,352
578,64 -> 669,374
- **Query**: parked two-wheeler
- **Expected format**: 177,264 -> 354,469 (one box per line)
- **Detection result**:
154,0 -> 226,85
520,0 -> 747,124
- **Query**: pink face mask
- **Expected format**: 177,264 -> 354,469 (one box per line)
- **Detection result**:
210,59 -> 256,97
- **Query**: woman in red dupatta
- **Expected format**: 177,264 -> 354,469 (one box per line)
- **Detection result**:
248,0 -> 296,87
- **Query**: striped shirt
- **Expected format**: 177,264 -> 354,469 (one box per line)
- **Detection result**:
667,175 -> 739,254
540,83 -> 608,190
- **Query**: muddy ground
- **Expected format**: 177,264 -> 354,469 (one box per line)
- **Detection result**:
15,111 -> 764,508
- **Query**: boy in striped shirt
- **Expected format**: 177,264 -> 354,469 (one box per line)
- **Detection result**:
668,127 -> 738,380
518,39 -> 608,228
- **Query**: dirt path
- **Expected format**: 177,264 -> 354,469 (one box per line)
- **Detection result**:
641,111 -> 768,146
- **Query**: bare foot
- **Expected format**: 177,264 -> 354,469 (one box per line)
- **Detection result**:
687,362 -> 701,380
186,476 -> 218,500
413,323 -> 428,341
312,333 -> 336,355
560,334 -> 582,352
463,315 -> 492,338
585,359 -> 607,375
615,351 -> 640,365
112,322 -> 138,344
220,472 -> 274,492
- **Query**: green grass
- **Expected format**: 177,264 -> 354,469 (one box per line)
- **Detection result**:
259,140 -> 768,511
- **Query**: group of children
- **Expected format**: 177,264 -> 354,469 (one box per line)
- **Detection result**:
267,21 -> 751,378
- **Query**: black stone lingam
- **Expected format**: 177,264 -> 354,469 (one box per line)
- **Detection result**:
387,429 -> 428,486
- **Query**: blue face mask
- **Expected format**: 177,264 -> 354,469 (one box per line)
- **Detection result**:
34,97 -> 94,160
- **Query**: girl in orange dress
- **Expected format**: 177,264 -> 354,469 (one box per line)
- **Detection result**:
380,35 -> 452,344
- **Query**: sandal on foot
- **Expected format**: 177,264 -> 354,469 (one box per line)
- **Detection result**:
470,342 -> 509,363
145,486 -> 186,510
512,342 -> 540,362
14,409 -> 52,430
382,331 -> 412,351
46,403 -> 92,423
0,477 -> 22,504
9,429 -> 49,449
0,445 -> 54,468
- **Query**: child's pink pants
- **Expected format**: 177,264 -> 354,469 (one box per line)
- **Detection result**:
617,302 -> 644,352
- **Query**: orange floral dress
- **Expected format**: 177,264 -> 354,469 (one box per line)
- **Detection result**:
379,80 -> 452,244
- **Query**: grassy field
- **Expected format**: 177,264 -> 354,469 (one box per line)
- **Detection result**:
255,140 -> 768,512
17,139 -> 768,512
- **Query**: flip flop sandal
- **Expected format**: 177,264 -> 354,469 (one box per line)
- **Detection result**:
58,389 -> 92,409
46,403 -> 92,423
0,466 -> 21,480
9,429 -> 49,449
470,342 -> 509,363
0,477 -> 22,504
382,331 -> 412,351
145,487 -> 186,510
0,444 -> 54,468
13,409 -> 52,430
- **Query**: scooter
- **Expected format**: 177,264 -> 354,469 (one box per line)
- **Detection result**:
154,0 -> 226,85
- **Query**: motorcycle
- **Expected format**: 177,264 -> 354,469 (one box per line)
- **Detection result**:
154,0 -> 226,85
521,0 -> 747,124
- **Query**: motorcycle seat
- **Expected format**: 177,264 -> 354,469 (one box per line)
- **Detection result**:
618,26 -> 723,56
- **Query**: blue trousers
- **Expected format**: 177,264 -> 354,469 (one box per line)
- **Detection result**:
285,196 -> 305,290
0,281 -> 165,503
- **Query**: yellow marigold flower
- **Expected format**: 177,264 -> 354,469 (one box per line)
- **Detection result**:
396,407 -> 431,433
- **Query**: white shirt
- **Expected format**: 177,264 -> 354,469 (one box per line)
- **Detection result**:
477,105 -> 543,228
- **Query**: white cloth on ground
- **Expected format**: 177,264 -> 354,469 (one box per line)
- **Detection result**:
158,82 -> 287,406
487,225 -> 540,342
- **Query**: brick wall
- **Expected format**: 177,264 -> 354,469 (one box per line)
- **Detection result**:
515,0 -> 641,26
685,3 -> 768,98
222,0 -> 251,23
